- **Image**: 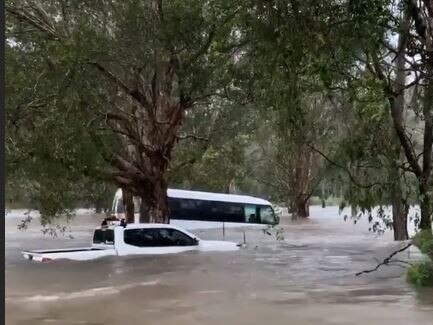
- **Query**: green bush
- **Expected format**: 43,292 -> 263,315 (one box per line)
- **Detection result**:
407,230 -> 433,287
407,262 -> 433,287
413,230 -> 433,259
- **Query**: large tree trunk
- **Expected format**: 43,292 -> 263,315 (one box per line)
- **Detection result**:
122,188 -> 135,223
138,176 -> 169,224
287,146 -> 317,220
291,195 -> 310,219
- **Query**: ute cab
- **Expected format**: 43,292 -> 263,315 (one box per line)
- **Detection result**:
22,222 -> 240,262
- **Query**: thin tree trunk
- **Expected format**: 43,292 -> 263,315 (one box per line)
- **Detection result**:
287,199 -> 293,213
391,181 -> 409,240
321,181 -> 326,208
389,84 -> 409,240
419,61 -> 433,230
94,202 -> 102,214
122,188 -> 135,223
388,9 -> 411,239
419,181 -> 432,230
351,205 -> 357,218
390,165 -> 409,240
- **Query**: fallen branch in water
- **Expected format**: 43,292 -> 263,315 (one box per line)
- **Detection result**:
355,243 -> 412,276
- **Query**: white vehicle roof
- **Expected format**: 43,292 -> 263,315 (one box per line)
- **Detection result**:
114,188 -> 272,206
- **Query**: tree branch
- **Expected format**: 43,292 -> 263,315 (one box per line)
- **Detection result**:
355,243 -> 412,276
6,4 -> 59,40
307,144 -> 390,188
90,62 -> 152,109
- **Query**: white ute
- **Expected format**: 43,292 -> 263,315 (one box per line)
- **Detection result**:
22,223 -> 241,262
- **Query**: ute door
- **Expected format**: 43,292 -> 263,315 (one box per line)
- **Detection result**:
119,228 -> 199,255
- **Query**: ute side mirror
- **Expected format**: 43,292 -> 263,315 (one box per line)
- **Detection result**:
193,238 -> 199,245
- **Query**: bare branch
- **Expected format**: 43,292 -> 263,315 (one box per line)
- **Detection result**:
356,243 -> 412,276
307,144 -> 391,189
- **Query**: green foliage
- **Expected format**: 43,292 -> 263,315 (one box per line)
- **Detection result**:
6,0 -> 432,236
407,262 -> 433,287
6,0 -> 239,225
407,230 -> 433,287
413,230 -> 433,259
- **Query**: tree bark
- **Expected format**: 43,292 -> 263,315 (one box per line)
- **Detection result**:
419,61 -> 433,230
391,181 -> 409,240
291,195 -> 310,219
139,196 -> 150,223
286,146 -> 317,219
138,176 -> 169,224
419,181 -> 432,230
388,41 -> 409,241
122,188 -> 135,223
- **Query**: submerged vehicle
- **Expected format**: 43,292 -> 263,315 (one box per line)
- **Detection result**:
112,188 -> 279,226
21,223 -> 240,262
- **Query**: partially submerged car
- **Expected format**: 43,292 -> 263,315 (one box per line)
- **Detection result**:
22,222 -> 241,262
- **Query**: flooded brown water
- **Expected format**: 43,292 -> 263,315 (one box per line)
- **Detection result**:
5,206 -> 433,325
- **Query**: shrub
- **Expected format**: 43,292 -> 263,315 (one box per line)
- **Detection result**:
407,262 -> 433,287
413,230 -> 433,259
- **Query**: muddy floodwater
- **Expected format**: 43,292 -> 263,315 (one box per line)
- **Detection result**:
5,206 -> 433,325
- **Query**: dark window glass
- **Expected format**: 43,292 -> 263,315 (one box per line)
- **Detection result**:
124,228 -> 197,247
245,205 -> 258,223
168,198 -> 247,223
259,206 -> 276,224
93,229 -> 115,244
124,229 -> 154,247
159,229 -> 196,246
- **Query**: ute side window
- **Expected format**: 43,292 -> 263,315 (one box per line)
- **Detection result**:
124,229 -> 156,247
124,228 -> 197,247
93,229 -> 115,244
161,229 -> 197,246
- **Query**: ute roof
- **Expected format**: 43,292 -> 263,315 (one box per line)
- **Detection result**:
114,188 -> 271,206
